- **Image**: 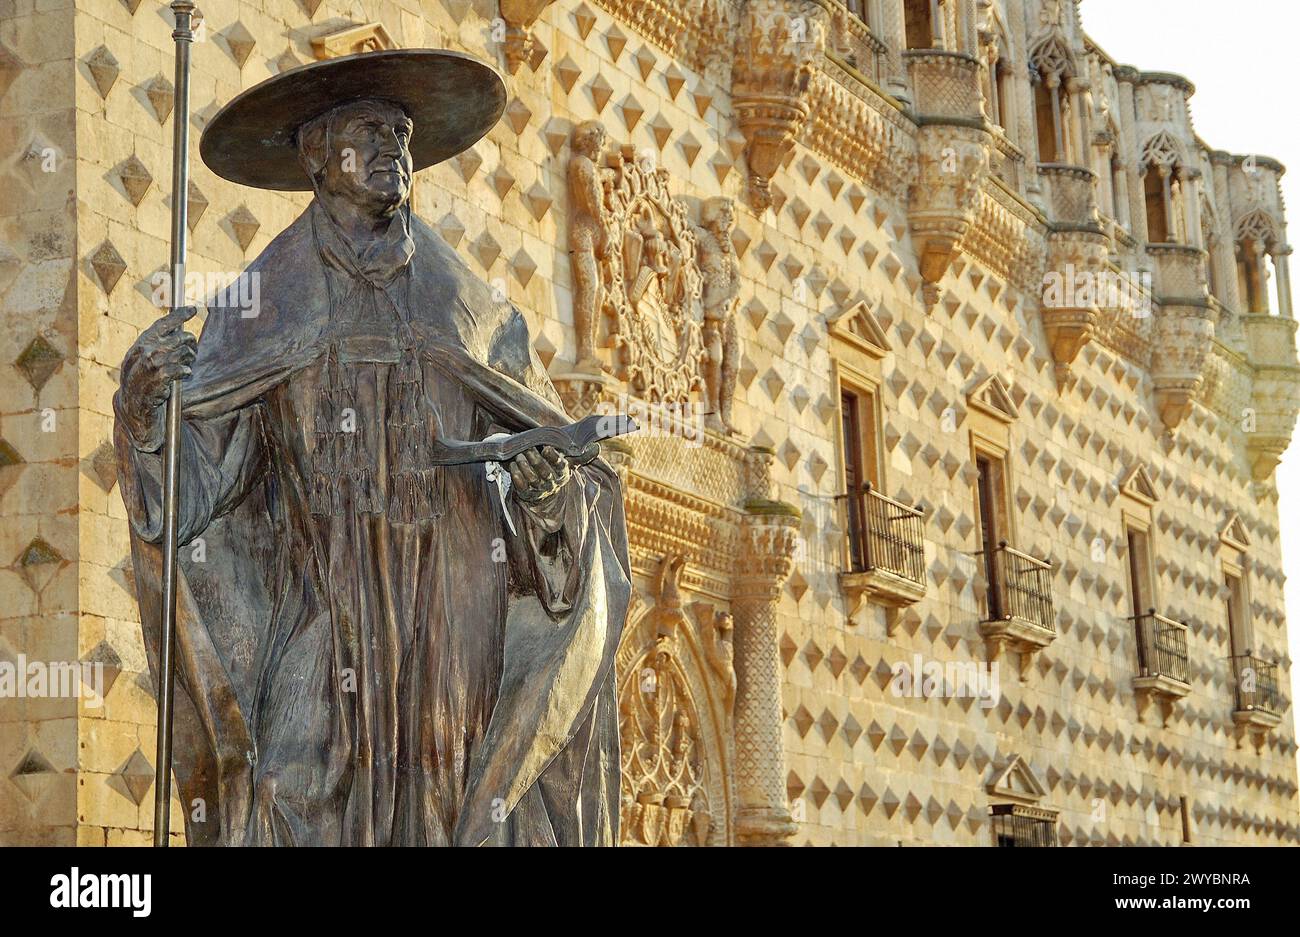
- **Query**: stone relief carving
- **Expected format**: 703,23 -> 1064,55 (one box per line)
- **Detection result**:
567,120 -> 611,376
617,554 -> 734,846
564,122 -> 706,408
695,197 -> 741,434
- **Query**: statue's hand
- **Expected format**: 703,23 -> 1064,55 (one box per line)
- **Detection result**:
119,306 -> 198,450
508,445 -> 572,504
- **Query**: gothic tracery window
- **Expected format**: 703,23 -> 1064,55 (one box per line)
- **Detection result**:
1235,209 -> 1280,314
1029,34 -> 1074,164
1140,131 -> 1186,245
619,642 -> 712,846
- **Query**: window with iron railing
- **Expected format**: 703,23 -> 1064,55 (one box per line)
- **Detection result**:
1132,610 -> 1190,684
990,804 -> 1058,847
844,483 -> 926,586
1230,654 -> 1281,715
984,541 -> 1055,633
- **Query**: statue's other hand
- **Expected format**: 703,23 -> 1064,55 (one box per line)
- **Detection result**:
508,445 -> 572,504
119,306 -> 198,451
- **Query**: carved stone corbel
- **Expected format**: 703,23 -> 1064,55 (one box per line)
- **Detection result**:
731,446 -> 800,845
903,51 -> 991,306
1242,313 -> 1300,479
909,124 -> 990,305
498,0 -> 555,74
1149,244 -> 1214,431
732,0 -> 828,212
1041,224 -> 1108,388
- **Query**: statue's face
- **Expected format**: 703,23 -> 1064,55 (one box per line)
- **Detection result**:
317,100 -> 413,216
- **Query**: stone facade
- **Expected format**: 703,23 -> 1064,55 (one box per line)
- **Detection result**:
1,0 -> 1296,846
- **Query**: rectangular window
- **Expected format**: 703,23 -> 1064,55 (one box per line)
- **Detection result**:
1225,570 -> 1251,656
1126,526 -> 1153,619
975,453 -> 1009,618
841,386 -> 880,573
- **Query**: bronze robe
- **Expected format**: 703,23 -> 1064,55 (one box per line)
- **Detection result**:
115,201 -> 630,846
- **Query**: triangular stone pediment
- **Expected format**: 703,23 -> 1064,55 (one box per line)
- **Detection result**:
1220,513 -> 1251,551
311,22 -> 397,60
986,755 -> 1047,803
967,373 -> 1019,423
828,300 -> 890,358
1119,464 -> 1158,505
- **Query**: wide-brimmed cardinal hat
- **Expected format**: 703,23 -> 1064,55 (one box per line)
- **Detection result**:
199,49 -> 506,191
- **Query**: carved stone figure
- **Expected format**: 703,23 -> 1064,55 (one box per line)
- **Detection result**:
114,50 -> 632,846
567,120 -> 611,374
695,197 -> 741,434
704,610 -> 737,720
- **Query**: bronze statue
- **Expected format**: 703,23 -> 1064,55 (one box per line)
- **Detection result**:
114,49 -> 633,846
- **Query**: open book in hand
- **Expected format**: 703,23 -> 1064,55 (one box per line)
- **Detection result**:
427,413 -> 639,466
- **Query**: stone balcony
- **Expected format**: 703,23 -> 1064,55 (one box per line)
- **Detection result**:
1230,654 -> 1284,741
1038,163 -> 1102,232
903,48 -> 984,122
1147,243 -> 1214,430
1132,610 -> 1191,726
1242,312 -> 1300,479
840,483 -> 927,620
978,543 -> 1056,679
1149,242 -> 1209,304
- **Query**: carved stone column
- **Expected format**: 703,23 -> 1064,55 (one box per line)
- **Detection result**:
1275,247 -> 1294,318
878,0 -> 911,102
731,447 -> 800,845
732,0 -> 828,211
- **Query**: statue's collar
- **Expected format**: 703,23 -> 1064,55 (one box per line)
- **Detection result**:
310,198 -> 414,289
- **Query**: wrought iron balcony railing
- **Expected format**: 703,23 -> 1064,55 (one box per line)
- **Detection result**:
845,483 -> 926,587
1132,610 -> 1190,685
1230,654 -> 1281,715
990,804 -> 1058,847
984,542 -> 1055,633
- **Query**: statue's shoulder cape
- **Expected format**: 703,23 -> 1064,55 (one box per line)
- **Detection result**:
185,207 -> 564,427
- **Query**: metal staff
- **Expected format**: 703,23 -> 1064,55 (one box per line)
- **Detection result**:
154,0 -> 196,847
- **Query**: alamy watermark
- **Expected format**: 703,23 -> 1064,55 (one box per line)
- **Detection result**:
888,653 -> 1000,709
0,655 -> 104,709
1042,264 -> 1152,318
151,270 -> 261,318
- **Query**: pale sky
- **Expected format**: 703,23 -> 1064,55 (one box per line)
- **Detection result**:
1079,1 -> 1300,717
